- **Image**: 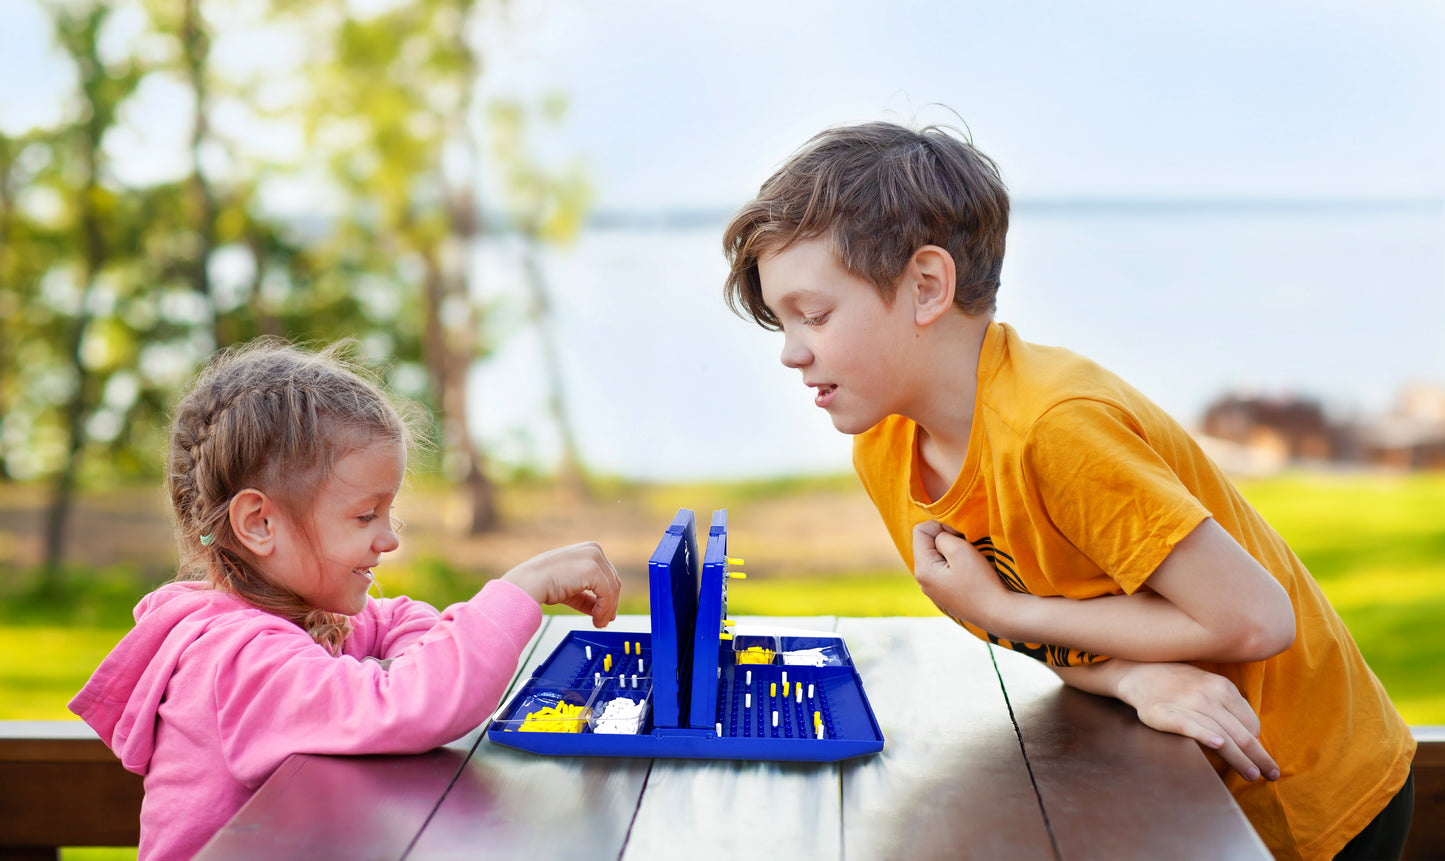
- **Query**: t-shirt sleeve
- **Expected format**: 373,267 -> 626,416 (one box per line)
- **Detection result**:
1021,399 -> 1209,595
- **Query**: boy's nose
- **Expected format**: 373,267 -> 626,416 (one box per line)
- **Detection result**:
779,333 -> 811,369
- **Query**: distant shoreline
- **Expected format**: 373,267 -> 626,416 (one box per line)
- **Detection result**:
575,197 -> 1445,231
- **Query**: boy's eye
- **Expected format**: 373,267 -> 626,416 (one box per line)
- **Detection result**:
802,313 -> 829,327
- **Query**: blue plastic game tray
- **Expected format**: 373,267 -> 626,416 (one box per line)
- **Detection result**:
486,509 -> 885,761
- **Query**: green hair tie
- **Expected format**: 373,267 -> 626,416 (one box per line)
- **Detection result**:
200,533 -> 215,547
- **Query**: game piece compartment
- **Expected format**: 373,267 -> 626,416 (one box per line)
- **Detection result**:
486,509 -> 884,761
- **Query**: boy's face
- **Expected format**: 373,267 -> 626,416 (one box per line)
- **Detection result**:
758,236 -> 921,435
265,438 -> 405,616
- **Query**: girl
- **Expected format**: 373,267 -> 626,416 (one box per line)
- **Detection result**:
69,340 -> 622,861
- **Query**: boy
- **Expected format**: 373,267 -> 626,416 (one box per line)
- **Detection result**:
721,120 -> 1415,861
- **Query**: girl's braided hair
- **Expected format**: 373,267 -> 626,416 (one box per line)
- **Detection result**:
166,338 -> 413,654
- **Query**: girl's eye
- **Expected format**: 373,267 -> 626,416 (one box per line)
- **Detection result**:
801,313 -> 828,327
357,513 -> 378,524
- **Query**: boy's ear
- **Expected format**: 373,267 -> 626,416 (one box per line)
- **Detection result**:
230,489 -> 278,558
908,245 -> 957,326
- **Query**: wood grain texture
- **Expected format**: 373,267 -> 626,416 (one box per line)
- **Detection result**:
838,617 -> 1056,861
989,644 -> 1271,861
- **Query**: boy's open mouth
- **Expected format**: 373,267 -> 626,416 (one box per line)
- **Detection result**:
814,384 -> 837,407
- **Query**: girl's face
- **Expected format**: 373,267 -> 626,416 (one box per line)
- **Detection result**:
266,438 -> 406,616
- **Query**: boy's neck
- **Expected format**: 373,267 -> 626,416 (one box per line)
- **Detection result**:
907,312 -> 991,498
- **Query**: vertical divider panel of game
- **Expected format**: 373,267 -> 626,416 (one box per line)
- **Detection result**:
647,509 -> 697,731
688,509 -> 729,732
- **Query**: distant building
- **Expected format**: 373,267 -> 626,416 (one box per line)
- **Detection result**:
1196,386 -> 1445,473
1200,394 -> 1351,464
1359,385 -> 1445,470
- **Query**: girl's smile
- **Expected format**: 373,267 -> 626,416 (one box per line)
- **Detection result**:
263,439 -> 406,616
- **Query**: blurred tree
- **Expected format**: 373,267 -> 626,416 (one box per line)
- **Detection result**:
5,0 -> 594,566
486,97 -> 593,500
34,1 -> 147,589
279,0 -> 506,532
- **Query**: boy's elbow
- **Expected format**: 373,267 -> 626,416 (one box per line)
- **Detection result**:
1230,601 -> 1296,662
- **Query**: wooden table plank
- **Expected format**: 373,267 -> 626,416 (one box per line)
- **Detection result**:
837,617 -> 1056,860
989,645 -> 1272,861
622,617 -> 843,860
195,610 -> 554,861
195,748 -> 471,861
406,615 -> 654,860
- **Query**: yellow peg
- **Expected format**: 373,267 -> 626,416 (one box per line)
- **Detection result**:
635,641 -> 641,655
625,641 -> 631,655
726,557 -> 744,565
720,632 -> 733,640
783,680 -> 790,697
770,683 -> 777,697
728,572 -> 747,580
604,654 -> 612,672
722,619 -> 735,627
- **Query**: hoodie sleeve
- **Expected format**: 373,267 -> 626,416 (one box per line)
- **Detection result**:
214,578 -> 542,788
348,595 -> 445,659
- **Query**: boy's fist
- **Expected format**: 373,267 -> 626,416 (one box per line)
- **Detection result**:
502,542 -> 622,628
911,520 -> 1015,629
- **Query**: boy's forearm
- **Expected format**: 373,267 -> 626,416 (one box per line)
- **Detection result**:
917,519 -> 1295,665
1048,658 -> 1129,699
973,588 -> 1289,664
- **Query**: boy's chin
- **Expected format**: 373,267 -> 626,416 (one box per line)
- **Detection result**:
829,411 -> 882,436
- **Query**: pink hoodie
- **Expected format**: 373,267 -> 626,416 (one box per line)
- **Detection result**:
69,578 -> 542,861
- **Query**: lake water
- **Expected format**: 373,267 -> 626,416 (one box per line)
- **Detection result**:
472,203 -> 1445,480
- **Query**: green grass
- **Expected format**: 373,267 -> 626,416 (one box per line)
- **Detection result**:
4,472 -> 1442,725
1235,472 -> 1445,723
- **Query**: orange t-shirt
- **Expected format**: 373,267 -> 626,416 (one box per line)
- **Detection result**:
853,321 -> 1414,860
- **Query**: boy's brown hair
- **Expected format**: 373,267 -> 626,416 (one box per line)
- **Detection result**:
723,121 -> 1010,329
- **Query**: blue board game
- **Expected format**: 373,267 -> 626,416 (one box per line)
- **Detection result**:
486,509 -> 885,761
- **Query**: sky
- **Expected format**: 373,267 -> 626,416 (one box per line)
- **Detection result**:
2,0 -> 1442,479
3,0 -> 1442,208
467,0 -> 1445,208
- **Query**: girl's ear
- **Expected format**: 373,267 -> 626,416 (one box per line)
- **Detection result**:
230,489 -> 278,557
908,245 -> 957,326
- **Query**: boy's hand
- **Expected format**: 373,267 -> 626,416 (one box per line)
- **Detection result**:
911,520 -> 1016,629
1094,660 -> 1280,783
502,542 -> 622,628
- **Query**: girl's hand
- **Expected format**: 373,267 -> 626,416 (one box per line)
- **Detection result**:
911,520 -> 1017,629
1108,660 -> 1280,783
502,542 -> 622,628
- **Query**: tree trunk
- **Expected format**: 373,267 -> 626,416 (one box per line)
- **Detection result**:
42,124 -> 105,589
421,250 -> 498,533
181,0 -> 220,344
519,241 -> 589,501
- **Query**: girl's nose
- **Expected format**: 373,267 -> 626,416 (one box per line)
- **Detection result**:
375,528 -> 400,554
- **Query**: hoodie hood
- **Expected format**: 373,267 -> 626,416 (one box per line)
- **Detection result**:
69,582 -> 253,775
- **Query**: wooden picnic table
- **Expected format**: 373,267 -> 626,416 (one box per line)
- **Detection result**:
195,614 -> 1270,860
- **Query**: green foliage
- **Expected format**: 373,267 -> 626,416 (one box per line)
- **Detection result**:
6,473 -> 1441,725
